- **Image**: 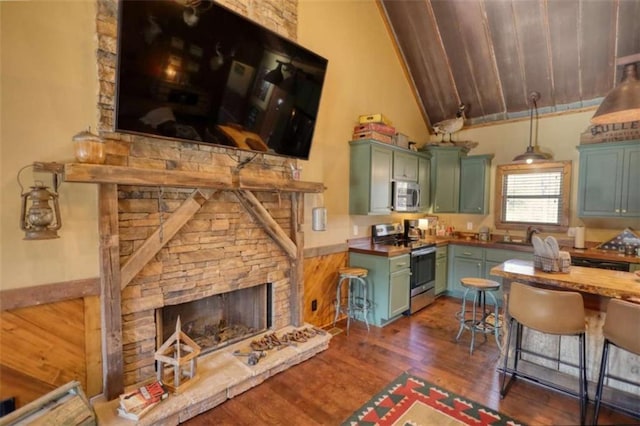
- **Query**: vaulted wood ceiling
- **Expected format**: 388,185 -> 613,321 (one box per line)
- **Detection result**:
379,0 -> 640,131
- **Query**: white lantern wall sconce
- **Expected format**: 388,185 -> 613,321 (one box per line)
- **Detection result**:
18,164 -> 62,240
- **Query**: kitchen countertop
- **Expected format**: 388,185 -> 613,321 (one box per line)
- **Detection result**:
348,236 -> 640,264
489,259 -> 640,302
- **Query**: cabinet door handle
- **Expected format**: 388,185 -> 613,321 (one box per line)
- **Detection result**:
622,209 -> 627,213
615,209 -> 620,213
463,252 -> 473,256
396,262 -> 407,267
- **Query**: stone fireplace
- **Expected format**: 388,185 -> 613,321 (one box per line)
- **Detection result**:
119,187 -> 295,386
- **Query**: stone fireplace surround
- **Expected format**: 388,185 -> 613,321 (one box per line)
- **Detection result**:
89,0 -> 331,422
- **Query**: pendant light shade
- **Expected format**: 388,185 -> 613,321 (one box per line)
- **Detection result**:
513,91 -> 551,164
591,62 -> 640,125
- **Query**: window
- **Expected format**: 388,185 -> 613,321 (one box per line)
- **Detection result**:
494,161 -> 571,231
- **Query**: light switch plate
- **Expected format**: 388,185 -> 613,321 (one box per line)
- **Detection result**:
467,222 -> 473,230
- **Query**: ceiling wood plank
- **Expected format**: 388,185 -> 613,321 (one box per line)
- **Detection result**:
512,0 -> 553,109
547,0 -> 580,108
616,0 -> 640,64
381,0 -> 457,124
579,0 -> 618,100
451,0 -> 505,118
484,0 -> 528,114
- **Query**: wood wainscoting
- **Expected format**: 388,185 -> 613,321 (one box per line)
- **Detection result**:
303,244 -> 348,328
0,289 -> 102,409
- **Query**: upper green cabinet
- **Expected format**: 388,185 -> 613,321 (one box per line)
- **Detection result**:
417,155 -> 431,213
350,139 -> 431,215
426,146 -> 492,214
429,146 -> 463,213
350,140 -> 393,215
459,154 -> 493,214
577,141 -> 640,218
393,151 -> 419,181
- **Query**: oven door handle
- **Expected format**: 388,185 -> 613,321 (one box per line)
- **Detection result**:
411,247 -> 436,257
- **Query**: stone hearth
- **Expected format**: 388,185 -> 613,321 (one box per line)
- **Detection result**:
94,325 -> 330,425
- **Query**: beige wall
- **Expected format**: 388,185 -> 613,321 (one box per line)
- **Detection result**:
1,1 -> 100,290
1,1 -> 632,291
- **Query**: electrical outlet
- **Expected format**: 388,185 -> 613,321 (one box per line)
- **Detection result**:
311,299 -> 318,312
467,222 -> 473,230
353,225 -> 358,235
567,227 -> 576,237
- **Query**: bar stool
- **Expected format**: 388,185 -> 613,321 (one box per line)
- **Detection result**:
593,298 -> 640,424
333,266 -> 370,335
500,282 -> 587,425
455,277 -> 502,354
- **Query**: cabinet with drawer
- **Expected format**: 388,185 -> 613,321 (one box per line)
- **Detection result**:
348,252 -> 410,327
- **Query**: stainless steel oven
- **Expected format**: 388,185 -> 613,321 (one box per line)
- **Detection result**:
408,245 -> 436,314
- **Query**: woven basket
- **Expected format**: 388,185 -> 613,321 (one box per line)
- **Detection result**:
534,254 -> 570,273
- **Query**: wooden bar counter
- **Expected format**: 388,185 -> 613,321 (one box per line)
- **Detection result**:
490,260 -> 640,409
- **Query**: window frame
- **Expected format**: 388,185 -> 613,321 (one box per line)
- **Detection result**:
494,161 -> 572,232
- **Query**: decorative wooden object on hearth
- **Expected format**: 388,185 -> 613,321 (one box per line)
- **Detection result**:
154,317 -> 201,393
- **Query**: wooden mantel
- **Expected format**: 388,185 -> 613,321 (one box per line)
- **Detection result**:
33,162 -> 326,193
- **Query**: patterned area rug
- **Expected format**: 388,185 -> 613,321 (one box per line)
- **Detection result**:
342,372 -> 526,426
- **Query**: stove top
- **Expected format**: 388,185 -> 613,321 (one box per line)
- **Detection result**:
371,222 -> 434,250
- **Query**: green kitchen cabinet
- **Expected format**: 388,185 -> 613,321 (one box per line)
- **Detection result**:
447,245 -> 483,298
435,246 -> 448,295
459,154 -> 494,214
348,252 -> 411,327
429,146 -> 464,213
577,141 -> 640,218
630,263 -> 640,273
418,154 -> 431,212
349,140 -> 393,215
393,150 -> 419,182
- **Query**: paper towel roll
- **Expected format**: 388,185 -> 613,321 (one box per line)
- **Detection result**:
574,226 -> 585,249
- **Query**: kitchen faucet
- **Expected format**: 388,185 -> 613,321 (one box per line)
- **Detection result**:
526,226 -> 541,244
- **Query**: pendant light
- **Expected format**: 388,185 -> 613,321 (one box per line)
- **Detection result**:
591,62 -> 640,125
513,91 -> 550,164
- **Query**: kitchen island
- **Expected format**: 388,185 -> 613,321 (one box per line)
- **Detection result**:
490,259 -> 640,414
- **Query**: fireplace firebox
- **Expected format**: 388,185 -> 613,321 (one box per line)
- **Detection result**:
157,283 -> 272,356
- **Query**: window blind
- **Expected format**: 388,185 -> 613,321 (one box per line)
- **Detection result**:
502,170 -> 564,224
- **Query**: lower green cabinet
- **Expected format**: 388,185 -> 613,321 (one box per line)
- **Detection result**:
447,245 -> 533,304
348,252 -> 410,327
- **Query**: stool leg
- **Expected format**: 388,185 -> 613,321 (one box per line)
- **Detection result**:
594,339 -> 610,425
346,278 -> 352,335
500,317 -> 515,398
486,291 -> 502,350
456,287 -> 471,341
579,332 -> 587,426
333,276 -> 346,327
470,289 -> 479,354
358,277 -> 370,332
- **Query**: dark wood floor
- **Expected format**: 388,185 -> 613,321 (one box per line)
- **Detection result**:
184,296 -> 638,425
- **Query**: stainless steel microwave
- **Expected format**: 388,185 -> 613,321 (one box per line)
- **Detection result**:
393,181 -> 420,212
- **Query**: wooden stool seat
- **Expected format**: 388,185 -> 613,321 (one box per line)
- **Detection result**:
461,277 -> 500,290
338,267 -> 368,277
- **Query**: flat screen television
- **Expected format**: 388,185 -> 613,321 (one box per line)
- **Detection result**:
115,0 -> 328,160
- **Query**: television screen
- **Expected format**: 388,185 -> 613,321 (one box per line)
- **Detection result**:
115,0 -> 328,160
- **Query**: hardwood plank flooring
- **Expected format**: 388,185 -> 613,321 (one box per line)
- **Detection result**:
184,296 -> 638,425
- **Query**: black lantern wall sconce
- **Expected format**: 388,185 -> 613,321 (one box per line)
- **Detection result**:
18,165 -> 62,240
